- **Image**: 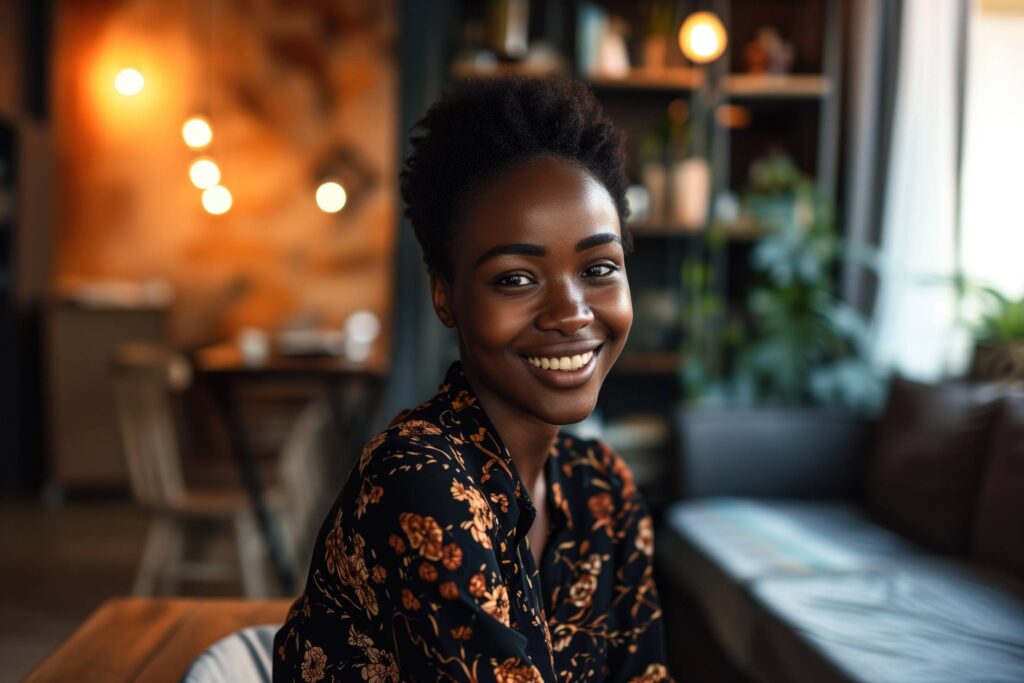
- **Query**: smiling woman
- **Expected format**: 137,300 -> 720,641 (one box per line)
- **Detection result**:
273,78 -> 671,683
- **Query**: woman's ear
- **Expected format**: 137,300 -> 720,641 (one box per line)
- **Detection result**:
430,273 -> 456,328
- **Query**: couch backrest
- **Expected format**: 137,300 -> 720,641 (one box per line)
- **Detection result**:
971,392 -> 1024,575
864,378 -> 1011,557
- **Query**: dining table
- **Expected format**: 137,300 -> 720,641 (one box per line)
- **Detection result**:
24,598 -> 291,683
193,340 -> 387,593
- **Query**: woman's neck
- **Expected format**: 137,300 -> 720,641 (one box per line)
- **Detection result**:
461,366 -> 558,495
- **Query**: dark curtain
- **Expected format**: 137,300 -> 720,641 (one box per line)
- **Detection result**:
840,0 -> 904,316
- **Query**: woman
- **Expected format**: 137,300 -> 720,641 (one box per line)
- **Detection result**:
273,77 -> 670,682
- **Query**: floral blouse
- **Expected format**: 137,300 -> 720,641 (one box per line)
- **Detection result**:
273,361 -> 671,682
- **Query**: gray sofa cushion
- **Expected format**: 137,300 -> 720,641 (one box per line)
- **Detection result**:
752,563 -> 1024,683
660,498 -> 1024,683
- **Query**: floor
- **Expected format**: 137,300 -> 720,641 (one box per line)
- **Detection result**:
0,495 -> 249,682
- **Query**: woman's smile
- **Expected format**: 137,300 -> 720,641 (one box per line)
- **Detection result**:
517,343 -> 603,389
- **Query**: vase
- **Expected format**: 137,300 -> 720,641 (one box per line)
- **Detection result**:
669,158 -> 711,231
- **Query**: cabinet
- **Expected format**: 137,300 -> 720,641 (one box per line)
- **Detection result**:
48,301 -> 168,488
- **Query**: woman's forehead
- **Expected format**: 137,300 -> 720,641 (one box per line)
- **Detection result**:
456,157 -> 620,250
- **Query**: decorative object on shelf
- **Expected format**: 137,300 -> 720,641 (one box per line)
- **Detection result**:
742,150 -> 808,233
625,185 -> 651,225
577,3 -> 608,77
451,21 -> 499,77
743,26 -> 795,74
641,0 -> 676,71
598,17 -> 632,78
641,162 -> 667,226
638,97 -> 692,229
678,11 -> 727,65
669,157 -> 711,231
237,327 -> 270,367
488,0 -> 530,60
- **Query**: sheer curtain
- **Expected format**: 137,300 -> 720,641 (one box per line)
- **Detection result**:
959,3 -> 1024,299
870,0 -> 965,380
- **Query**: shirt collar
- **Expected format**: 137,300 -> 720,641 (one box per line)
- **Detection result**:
438,360 -> 570,545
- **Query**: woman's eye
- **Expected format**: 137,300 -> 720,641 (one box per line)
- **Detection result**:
495,273 -> 534,288
583,263 -> 619,278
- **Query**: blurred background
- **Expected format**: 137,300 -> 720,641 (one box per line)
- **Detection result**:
2,0 -> 1023,681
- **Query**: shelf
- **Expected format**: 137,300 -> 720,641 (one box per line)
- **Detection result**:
587,71 -> 831,100
612,350 -> 683,375
628,221 -> 765,242
586,68 -> 702,92
725,74 -> 832,99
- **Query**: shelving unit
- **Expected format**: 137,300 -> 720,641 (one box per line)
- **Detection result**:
441,0 -> 843,499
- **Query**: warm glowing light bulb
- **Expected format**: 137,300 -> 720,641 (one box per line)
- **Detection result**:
114,68 -> 145,96
679,12 -> 728,64
202,185 -> 232,215
189,158 -> 221,189
316,181 -> 347,213
182,117 -> 213,148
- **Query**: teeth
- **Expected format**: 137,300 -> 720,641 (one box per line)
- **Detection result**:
525,349 -> 596,372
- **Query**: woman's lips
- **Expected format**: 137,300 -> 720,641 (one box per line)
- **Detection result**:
518,345 -> 601,389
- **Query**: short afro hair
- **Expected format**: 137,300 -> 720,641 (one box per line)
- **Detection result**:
400,77 -> 631,282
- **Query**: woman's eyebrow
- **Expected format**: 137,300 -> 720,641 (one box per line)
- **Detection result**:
575,233 -> 621,251
474,233 -> 621,268
474,243 -> 546,267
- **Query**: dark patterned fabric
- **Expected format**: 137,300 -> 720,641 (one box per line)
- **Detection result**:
273,361 -> 670,682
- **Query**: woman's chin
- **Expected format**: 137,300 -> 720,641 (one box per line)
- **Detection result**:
535,397 -> 599,427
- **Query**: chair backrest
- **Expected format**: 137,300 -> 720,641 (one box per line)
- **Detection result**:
181,624 -> 277,683
275,399 -> 331,583
112,344 -> 192,509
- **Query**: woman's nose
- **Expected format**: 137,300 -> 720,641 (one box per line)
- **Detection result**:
536,279 -> 594,336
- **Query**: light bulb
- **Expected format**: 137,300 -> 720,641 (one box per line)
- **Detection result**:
114,68 -> 145,96
182,117 -> 213,148
679,12 -> 728,64
189,158 -> 221,189
202,185 -> 232,215
316,181 -> 347,213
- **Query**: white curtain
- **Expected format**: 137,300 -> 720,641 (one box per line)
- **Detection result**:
871,0 -> 965,380
959,4 -> 1024,299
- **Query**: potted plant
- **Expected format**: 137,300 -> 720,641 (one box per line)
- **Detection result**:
968,288 -> 1024,381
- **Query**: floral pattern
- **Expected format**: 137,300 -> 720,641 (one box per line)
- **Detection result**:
273,361 -> 670,682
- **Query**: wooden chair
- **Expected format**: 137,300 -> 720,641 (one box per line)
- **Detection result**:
112,344 -> 329,598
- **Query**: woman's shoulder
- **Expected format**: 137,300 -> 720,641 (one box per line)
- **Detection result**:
555,431 -> 640,504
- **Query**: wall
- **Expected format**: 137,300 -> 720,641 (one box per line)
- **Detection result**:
53,0 -> 397,348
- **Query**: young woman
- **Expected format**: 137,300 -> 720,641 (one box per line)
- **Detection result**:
273,77 -> 670,683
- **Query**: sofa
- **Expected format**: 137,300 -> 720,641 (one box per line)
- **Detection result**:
654,379 -> 1024,683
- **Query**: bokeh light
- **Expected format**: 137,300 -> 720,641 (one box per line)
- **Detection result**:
189,158 -> 221,189
114,68 -> 145,96
202,185 -> 233,215
315,181 -> 348,213
679,12 -> 728,64
182,116 -> 213,149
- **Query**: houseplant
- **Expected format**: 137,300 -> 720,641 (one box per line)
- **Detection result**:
683,153 -> 882,411
968,287 -> 1024,381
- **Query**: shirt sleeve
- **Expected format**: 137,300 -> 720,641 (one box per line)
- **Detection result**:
274,436 -> 550,683
597,440 -> 673,683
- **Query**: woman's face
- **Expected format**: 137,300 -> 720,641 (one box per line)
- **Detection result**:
432,155 -> 632,426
